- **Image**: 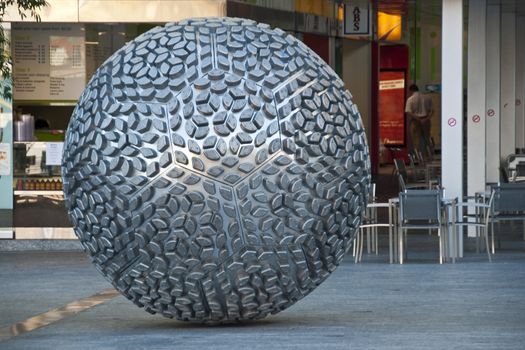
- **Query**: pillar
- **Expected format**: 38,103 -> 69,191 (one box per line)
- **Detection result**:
442,0 -> 464,256
485,3 -> 501,183
467,0 -> 486,236
500,9 -> 516,162
441,0 -> 463,200
516,16 -> 525,150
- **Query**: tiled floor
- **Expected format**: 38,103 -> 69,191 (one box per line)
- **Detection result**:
1,166 -> 524,349
1,226 -> 524,350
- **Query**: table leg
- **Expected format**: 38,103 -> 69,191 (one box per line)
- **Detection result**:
399,226 -> 404,264
452,203 -> 456,263
394,206 -> 399,263
389,203 -> 393,264
374,208 -> 378,255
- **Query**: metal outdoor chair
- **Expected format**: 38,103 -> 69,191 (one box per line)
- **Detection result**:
397,173 -> 428,192
393,158 -> 417,183
364,182 -> 378,254
394,159 -> 428,192
511,162 -> 525,182
490,183 -> 525,253
408,153 -> 427,182
398,189 -> 448,264
355,201 -> 396,263
354,183 -> 380,261
500,167 -> 510,183
452,192 -> 495,262
414,148 -> 426,165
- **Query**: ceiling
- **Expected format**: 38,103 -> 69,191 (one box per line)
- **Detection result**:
377,0 -> 525,16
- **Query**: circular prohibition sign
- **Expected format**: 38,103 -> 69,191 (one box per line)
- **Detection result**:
472,114 -> 481,123
448,117 -> 457,127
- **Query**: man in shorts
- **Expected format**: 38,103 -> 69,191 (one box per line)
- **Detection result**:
405,84 -> 433,158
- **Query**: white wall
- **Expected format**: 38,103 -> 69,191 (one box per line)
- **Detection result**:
441,0 -> 463,201
467,0 -> 487,239
341,40 -> 372,143
500,11 -> 516,162
486,4 -> 501,183
516,16 -> 525,149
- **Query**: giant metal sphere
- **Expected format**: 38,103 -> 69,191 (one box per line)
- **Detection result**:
62,17 -> 370,322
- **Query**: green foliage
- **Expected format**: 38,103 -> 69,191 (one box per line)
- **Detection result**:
0,0 -> 47,100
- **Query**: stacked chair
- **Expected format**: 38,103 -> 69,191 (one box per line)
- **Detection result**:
394,158 -> 428,192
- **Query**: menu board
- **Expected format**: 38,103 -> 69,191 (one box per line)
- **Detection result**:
0,143 -> 10,175
45,142 -> 64,166
12,23 -> 85,102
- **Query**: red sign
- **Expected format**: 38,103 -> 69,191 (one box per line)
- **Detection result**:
472,115 -> 480,123
379,70 -> 406,146
448,118 -> 457,127
487,109 -> 495,117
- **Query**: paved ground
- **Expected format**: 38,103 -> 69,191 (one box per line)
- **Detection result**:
2,167 -> 524,349
1,230 -> 524,350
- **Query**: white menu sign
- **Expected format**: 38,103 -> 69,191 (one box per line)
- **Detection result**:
12,23 -> 85,101
0,143 -> 10,175
45,142 -> 64,166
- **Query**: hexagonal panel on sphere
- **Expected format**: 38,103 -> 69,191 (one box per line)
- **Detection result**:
62,17 -> 370,322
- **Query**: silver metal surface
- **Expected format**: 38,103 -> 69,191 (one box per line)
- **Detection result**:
62,18 -> 370,322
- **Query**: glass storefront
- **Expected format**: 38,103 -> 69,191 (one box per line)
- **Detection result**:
0,0 -> 345,241
7,23 -> 170,239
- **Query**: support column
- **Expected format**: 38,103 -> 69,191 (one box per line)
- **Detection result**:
500,9 -> 516,162
370,41 -> 379,175
442,0 -> 463,200
516,16 -> 525,150
442,0 -> 463,256
486,3 -> 501,183
467,0 -> 486,237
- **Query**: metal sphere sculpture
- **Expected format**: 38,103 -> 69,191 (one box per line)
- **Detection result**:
62,18 -> 370,322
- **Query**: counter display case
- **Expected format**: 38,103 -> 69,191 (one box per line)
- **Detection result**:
13,142 -> 63,193
12,141 -> 73,239
6,23 -> 157,241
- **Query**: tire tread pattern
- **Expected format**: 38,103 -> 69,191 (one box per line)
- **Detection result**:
62,17 -> 370,322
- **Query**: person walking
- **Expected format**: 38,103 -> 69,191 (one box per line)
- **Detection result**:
405,84 -> 433,158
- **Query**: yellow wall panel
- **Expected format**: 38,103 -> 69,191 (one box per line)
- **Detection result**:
79,0 -> 226,23
295,0 -> 332,18
378,11 -> 402,41
3,0 -> 226,23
